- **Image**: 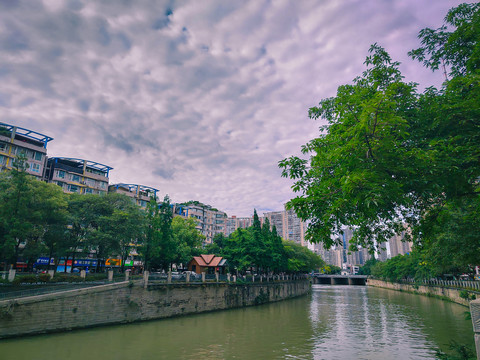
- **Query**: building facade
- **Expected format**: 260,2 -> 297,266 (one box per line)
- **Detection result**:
224,216 -> 254,237
0,123 -> 53,179
108,183 -> 158,208
264,208 -> 307,246
176,202 -> 227,245
45,157 -> 112,195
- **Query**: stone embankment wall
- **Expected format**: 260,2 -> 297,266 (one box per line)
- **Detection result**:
367,278 -> 475,307
0,280 -> 310,339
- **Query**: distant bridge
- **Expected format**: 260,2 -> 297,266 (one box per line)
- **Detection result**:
312,274 -> 367,286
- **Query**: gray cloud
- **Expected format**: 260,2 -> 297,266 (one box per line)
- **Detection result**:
0,0 -> 464,216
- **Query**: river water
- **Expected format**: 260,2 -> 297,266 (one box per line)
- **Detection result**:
0,285 -> 474,359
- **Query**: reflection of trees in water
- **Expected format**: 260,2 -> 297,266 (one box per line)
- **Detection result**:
307,285 -> 472,359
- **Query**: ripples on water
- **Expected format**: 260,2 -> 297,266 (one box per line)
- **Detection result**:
0,285 -> 474,359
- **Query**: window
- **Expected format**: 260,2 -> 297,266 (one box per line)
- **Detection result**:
69,185 -> 79,193
57,170 -> 65,179
99,181 -> 106,189
34,152 -> 43,161
0,155 -> 6,165
85,188 -> 93,194
30,163 -> 40,173
71,175 -> 80,182
0,142 -> 6,152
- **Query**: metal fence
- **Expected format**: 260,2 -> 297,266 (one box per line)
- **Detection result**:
388,277 -> 480,291
146,272 -> 308,284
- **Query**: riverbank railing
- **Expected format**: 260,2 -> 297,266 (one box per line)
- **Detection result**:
146,272 -> 308,285
374,277 -> 480,291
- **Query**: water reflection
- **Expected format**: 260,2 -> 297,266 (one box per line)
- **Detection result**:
0,285 -> 474,359
308,285 -> 473,359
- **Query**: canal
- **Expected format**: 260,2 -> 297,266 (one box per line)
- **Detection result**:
0,285 -> 474,359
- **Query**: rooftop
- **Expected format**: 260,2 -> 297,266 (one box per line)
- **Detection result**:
49,157 -> 113,173
0,122 -> 54,148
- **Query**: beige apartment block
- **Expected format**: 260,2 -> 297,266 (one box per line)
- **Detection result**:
264,208 -> 307,246
0,123 -> 53,179
108,183 -> 158,208
45,157 -> 112,195
224,216 -> 254,236
176,202 -> 227,245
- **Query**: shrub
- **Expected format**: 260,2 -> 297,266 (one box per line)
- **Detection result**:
38,274 -> 51,283
12,275 -> 39,285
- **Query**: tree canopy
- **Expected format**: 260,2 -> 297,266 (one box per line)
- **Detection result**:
279,3 -> 480,273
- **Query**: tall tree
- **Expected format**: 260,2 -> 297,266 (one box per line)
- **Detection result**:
171,216 -> 204,266
142,196 -> 161,271
0,154 -> 36,268
144,195 -> 175,271
279,4 -> 480,263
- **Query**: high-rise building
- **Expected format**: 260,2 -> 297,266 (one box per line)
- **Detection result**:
108,183 -> 158,208
176,201 -> 227,245
335,227 -> 371,267
388,231 -> 413,258
264,207 -> 307,246
0,123 -> 53,179
224,216 -> 254,236
376,228 -> 413,260
45,157 -> 112,195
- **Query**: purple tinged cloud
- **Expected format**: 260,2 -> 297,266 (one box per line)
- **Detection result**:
0,0 -> 465,216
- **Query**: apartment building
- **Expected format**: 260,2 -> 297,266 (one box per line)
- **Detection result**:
177,201 -> 227,245
45,157 -> 112,195
264,208 -> 307,246
224,216 -> 255,236
108,183 -> 158,208
0,123 -> 53,179
377,229 -> 413,260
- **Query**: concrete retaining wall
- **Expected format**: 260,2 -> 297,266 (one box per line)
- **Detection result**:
0,280 -> 310,339
367,278 -> 476,307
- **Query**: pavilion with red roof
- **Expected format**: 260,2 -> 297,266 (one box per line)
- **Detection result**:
187,254 -> 227,274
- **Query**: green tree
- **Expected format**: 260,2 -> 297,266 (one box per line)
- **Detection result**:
204,233 -> 227,256
171,216 -> 204,267
358,258 -> 378,276
24,180 -> 68,271
0,154 -> 35,268
96,194 -> 144,273
144,195 -> 175,271
66,194 -> 103,272
279,4 -> 480,266
283,240 -> 324,273
223,228 -> 253,273
142,196 -> 161,271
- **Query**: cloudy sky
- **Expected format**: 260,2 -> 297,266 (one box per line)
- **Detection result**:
0,0 -> 465,217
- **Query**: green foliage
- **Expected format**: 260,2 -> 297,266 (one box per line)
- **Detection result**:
370,251 -> 435,282
141,195 -> 175,271
409,3 -> 480,78
358,258 -> 378,275
12,274 -> 41,285
279,4 -> 480,275
320,265 -> 342,275
171,216 -> 205,265
283,240 -> 324,273
0,126 -> 11,137
459,290 -> 476,301
435,340 -> 476,360
0,158 -> 69,270
206,209 -> 317,274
